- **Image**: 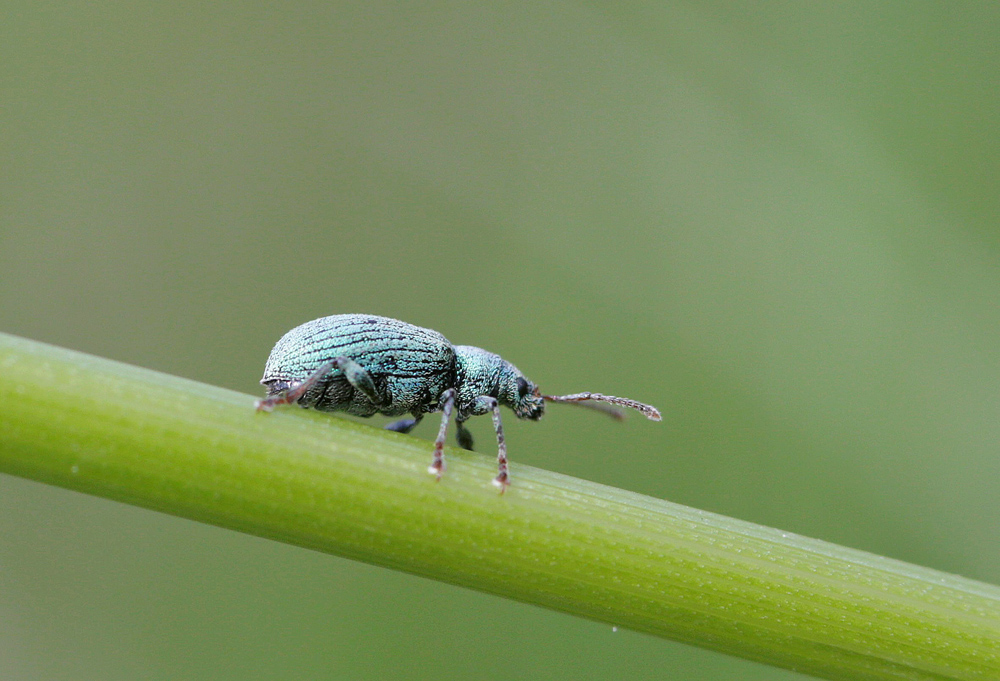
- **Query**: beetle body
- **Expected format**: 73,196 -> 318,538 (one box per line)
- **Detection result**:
257,314 -> 658,490
262,315 -> 457,418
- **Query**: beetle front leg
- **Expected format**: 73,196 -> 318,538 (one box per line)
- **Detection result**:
255,360 -> 336,411
430,388 -> 457,479
468,396 -> 509,491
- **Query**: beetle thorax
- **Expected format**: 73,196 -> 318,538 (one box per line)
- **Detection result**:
453,345 -> 544,420
453,346 -> 505,406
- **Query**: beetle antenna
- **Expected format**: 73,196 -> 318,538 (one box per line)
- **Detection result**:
547,398 -> 627,421
542,393 -> 662,421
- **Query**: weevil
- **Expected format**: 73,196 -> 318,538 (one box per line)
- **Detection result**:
255,314 -> 661,490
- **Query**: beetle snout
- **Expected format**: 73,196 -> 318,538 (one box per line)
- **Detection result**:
516,394 -> 545,421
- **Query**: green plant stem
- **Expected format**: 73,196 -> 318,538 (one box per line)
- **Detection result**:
0,332 -> 997,680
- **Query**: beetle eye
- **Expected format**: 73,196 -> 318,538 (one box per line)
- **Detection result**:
516,377 -> 529,397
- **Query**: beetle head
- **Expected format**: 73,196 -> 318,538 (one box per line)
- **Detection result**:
505,371 -> 545,421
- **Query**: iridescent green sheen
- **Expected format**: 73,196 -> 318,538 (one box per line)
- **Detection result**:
258,314 -> 659,488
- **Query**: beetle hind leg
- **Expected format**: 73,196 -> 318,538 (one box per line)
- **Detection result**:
255,360 -> 336,411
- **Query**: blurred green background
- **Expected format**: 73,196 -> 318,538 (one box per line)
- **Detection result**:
3,2 -> 999,679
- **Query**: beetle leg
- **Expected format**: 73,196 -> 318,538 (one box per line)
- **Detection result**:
468,396 -> 509,491
331,356 -> 384,406
385,414 -> 423,433
488,399 -> 509,491
430,388 -> 457,479
255,360 -> 335,411
456,419 -> 475,451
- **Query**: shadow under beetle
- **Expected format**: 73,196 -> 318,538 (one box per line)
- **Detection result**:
256,314 -> 661,491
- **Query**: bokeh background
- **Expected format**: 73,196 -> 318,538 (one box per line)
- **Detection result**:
3,3 -> 999,679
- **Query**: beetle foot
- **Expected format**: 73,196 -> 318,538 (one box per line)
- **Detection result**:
428,459 -> 445,480
255,397 -> 278,412
492,472 -> 510,493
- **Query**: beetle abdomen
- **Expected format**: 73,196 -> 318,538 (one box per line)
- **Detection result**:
261,314 -> 456,417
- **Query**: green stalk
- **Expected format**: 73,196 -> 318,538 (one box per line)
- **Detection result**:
0,332 -> 997,680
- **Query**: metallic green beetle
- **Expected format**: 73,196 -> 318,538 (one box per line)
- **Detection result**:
257,314 -> 660,490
